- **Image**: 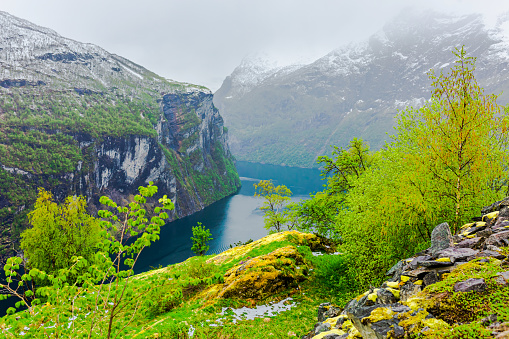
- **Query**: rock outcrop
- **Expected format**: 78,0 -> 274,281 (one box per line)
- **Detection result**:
0,11 -> 241,252
303,197 -> 509,338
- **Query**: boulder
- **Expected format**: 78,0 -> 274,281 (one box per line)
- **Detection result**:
486,231 -> 509,247
423,271 -> 440,286
346,303 -> 411,339
218,245 -> 308,299
476,250 -> 506,260
376,288 -> 399,304
454,278 -> 487,293
400,283 -> 422,302
495,271 -> 509,285
456,237 -> 483,249
409,256 -> 432,269
434,247 -> 479,262
429,222 -> 454,255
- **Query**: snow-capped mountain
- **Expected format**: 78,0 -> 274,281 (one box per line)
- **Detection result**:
214,10 -> 509,168
0,11 -> 240,253
0,10 -> 203,94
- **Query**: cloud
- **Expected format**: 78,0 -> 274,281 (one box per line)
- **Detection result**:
1,0 -> 508,90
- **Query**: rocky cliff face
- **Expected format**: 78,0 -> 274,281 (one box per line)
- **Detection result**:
214,10 -> 509,167
0,11 -> 240,253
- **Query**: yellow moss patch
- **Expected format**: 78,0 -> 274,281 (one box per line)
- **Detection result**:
422,318 -> 450,330
207,231 -> 322,265
367,292 -> 378,302
342,319 -> 355,332
400,275 -> 410,283
386,287 -> 400,299
312,329 -> 346,339
323,314 -> 348,327
466,235 -> 475,238
355,291 -> 369,301
362,307 -> 395,324
435,257 -> 451,262
386,281 -> 400,289
346,327 -> 362,338
414,280 -> 423,286
475,221 -> 487,227
461,222 -> 475,229
483,211 -> 499,221
217,245 -> 308,300
402,296 -> 431,311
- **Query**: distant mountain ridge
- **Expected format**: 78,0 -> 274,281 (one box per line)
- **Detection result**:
214,10 -> 509,167
0,11 -> 240,253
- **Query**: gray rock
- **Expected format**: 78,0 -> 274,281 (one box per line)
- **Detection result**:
314,322 -> 331,335
494,218 -> 509,228
409,256 -> 432,269
485,231 -> 509,247
386,260 -> 406,280
481,314 -> 498,325
376,288 -> 398,304
456,237 -> 484,249
487,245 -> 502,252
454,278 -> 487,293
347,304 -> 411,339
423,271 -> 440,286
400,283 -> 422,302
435,247 -> 479,262
476,250 -> 506,260
477,229 -> 493,238
317,303 -> 332,322
323,334 -> 346,339
420,260 -> 455,268
430,223 -> 454,255
495,271 -> 509,285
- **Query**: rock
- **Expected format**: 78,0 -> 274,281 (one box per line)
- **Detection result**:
315,322 -> 331,335
500,206 -> 509,218
466,225 -> 488,235
423,271 -> 440,286
218,245 -> 308,299
406,267 -> 430,279
496,330 -> 509,339
456,237 -> 483,249
454,278 -> 487,293
386,260 -> 406,280
400,283 -> 422,302
452,235 -> 463,243
486,231 -> 509,247
321,305 -> 341,322
317,303 -> 332,322
494,218 -> 509,229
346,304 -> 411,339
409,256 -> 432,269
477,229 -> 493,238
476,250 -> 506,260
420,260 -> 455,268
376,288 -> 398,304
481,314 -> 498,325
429,222 -> 454,255
488,245 -> 503,252
434,247 -> 479,262
495,271 -> 509,285
323,334 -> 346,339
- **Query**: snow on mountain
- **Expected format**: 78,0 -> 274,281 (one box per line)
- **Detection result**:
214,10 -> 509,168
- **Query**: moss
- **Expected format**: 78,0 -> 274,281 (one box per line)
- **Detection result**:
386,281 -> 400,289
362,307 -> 395,324
401,275 -> 410,282
386,287 -> 400,299
312,329 -> 346,339
436,258 -> 451,262
217,245 -> 308,300
482,211 -> 499,221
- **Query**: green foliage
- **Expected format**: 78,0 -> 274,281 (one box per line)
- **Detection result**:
21,188 -> 101,278
254,179 -> 294,233
336,47 -> 509,288
0,183 -> 174,338
191,222 -> 213,256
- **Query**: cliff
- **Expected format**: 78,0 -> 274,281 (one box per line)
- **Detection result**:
0,11 -> 240,253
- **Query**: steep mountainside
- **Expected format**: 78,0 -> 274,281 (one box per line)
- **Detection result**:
214,10 -> 509,167
0,11 -> 240,253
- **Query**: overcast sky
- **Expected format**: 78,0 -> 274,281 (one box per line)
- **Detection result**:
2,0 -> 509,91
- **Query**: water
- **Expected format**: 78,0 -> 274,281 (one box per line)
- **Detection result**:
133,161 -> 324,273
0,161 -> 324,315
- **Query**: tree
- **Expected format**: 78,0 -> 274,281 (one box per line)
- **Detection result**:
337,47 -> 509,288
21,188 -> 101,277
191,222 -> 213,256
292,138 -> 373,238
254,179 -> 293,233
0,182 -> 174,338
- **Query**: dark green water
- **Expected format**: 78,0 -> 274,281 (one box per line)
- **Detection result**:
133,161 -> 324,273
0,161 -> 324,315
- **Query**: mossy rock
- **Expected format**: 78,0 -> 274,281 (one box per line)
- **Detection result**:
218,245 -> 309,300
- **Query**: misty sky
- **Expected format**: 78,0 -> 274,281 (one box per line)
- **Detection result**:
2,0 -> 509,91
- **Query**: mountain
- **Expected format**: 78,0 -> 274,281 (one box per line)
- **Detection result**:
0,11 -> 240,252
214,10 -> 509,168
